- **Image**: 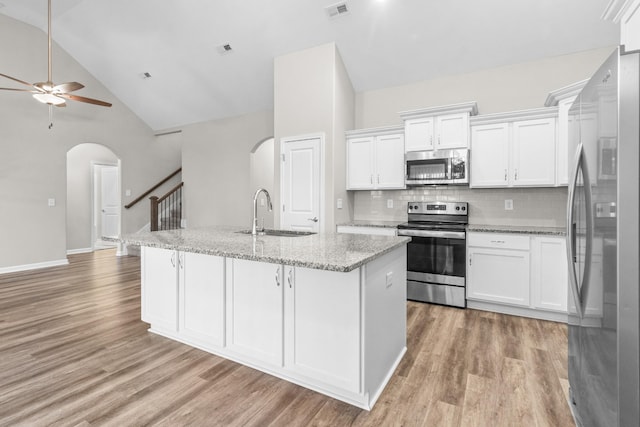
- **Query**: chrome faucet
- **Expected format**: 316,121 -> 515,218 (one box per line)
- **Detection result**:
252,188 -> 273,236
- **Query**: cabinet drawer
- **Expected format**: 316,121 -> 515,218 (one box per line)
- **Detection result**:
467,232 -> 529,250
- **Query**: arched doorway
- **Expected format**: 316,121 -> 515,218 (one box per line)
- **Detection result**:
249,137 -> 275,229
66,143 -> 121,253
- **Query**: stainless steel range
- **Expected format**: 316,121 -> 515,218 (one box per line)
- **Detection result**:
397,201 -> 468,308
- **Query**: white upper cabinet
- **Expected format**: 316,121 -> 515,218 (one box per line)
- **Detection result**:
346,126 -> 405,190
400,102 -> 478,152
545,79 -> 588,186
470,108 -> 558,188
603,0 -> 640,51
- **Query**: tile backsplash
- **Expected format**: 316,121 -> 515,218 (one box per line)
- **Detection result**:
353,186 -> 568,227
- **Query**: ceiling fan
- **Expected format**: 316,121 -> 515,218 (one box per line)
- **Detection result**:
0,0 -> 112,109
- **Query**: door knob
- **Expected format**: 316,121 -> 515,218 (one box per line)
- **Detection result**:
308,217 -> 319,222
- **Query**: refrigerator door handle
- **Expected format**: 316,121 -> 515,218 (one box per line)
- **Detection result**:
566,143 -> 594,318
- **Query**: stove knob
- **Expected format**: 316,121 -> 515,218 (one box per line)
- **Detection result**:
462,206 -> 466,211
456,206 -> 460,211
409,205 -> 413,210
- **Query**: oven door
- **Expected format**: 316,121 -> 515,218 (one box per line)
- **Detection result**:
398,229 -> 466,286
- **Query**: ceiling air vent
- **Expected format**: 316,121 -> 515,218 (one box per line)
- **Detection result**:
325,2 -> 349,19
217,43 -> 233,55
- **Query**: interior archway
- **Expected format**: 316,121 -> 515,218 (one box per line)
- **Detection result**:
249,137 -> 275,229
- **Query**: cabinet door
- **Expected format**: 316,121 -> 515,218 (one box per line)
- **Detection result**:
375,134 -> 405,189
470,123 -> 510,187
179,252 -> 225,347
404,117 -> 434,152
141,246 -> 178,332
511,118 -> 556,186
226,258 -> 283,366
347,136 -> 375,189
467,247 -> 530,307
284,266 -> 361,393
436,113 -> 469,149
531,237 -> 568,313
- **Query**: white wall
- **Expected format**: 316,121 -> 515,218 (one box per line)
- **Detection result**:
273,43 -> 355,231
0,15 -> 181,270
181,110 -> 274,228
355,47 -> 616,128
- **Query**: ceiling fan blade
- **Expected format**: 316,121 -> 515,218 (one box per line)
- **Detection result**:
0,73 -> 35,88
58,93 -> 112,107
53,82 -> 84,93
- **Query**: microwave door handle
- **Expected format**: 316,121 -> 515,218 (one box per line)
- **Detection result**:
566,143 -> 583,318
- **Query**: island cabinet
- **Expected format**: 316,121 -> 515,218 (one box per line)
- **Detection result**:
470,108 -> 558,188
225,259 -> 284,367
399,102 -> 478,151
138,236 -> 407,410
141,247 -> 225,349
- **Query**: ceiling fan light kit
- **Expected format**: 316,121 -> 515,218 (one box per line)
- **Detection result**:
0,0 -> 112,126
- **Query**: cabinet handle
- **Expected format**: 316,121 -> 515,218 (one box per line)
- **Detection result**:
178,254 -> 183,269
504,169 -> 508,181
469,255 -> 472,266
438,135 -> 441,145
171,252 -> 175,268
287,269 -> 293,288
490,240 -> 506,244
515,169 -> 518,180
275,268 -> 281,287
430,135 -> 433,145
370,175 -> 373,184
377,174 -> 380,184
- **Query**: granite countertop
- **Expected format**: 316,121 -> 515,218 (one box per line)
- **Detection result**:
337,220 -> 404,228
467,224 -> 566,236
115,226 -> 409,273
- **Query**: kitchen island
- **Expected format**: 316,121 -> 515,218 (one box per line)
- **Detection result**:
118,227 -> 409,410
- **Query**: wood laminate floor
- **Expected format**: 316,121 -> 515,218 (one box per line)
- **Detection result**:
0,250 -> 575,427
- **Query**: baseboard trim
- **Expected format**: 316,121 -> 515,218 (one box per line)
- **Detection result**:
66,247 -> 93,255
0,259 -> 69,275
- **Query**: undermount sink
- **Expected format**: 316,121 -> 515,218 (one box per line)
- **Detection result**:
236,229 -> 316,237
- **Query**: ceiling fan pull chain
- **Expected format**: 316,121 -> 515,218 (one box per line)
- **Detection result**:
48,105 -> 53,129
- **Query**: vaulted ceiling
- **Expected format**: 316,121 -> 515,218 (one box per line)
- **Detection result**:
0,0 -> 619,131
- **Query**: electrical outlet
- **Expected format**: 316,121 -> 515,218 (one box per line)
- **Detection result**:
387,199 -> 394,209
125,189 -> 131,197
48,198 -> 56,207
260,198 -> 265,207
386,272 -> 393,288
337,198 -> 343,209
505,199 -> 513,210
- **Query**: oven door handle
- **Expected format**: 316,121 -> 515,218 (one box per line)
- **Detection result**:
397,229 -> 466,239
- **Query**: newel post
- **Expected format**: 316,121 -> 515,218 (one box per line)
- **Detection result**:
150,196 -> 159,232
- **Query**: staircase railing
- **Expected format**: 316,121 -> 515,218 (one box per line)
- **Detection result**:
124,167 -> 182,210
150,182 -> 184,231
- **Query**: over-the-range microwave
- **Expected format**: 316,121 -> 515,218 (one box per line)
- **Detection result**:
405,148 -> 469,186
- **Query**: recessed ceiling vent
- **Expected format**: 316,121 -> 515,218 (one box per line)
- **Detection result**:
140,72 -> 152,79
325,2 -> 349,19
217,43 -> 233,55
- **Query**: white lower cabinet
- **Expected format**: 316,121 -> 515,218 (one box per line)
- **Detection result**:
530,237 -> 568,313
466,232 -> 568,321
284,266 -> 361,393
226,258 -> 284,366
140,245 -> 407,410
179,252 -> 225,348
467,235 -> 530,307
141,246 -> 179,332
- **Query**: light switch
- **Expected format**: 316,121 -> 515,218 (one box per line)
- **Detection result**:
48,198 -> 56,207
337,198 -> 343,209
387,199 -> 394,209
125,189 -> 131,197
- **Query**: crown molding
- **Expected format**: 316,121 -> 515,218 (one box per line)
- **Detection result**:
544,79 -> 589,107
470,107 -> 558,126
345,124 -> 404,138
399,101 -> 478,121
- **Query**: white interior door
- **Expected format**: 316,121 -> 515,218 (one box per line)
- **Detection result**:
100,165 -> 120,239
281,135 -> 322,232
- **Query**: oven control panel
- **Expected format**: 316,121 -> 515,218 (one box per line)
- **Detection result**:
407,201 -> 468,215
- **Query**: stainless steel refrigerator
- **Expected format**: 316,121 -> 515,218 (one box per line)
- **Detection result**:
566,46 -> 639,427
